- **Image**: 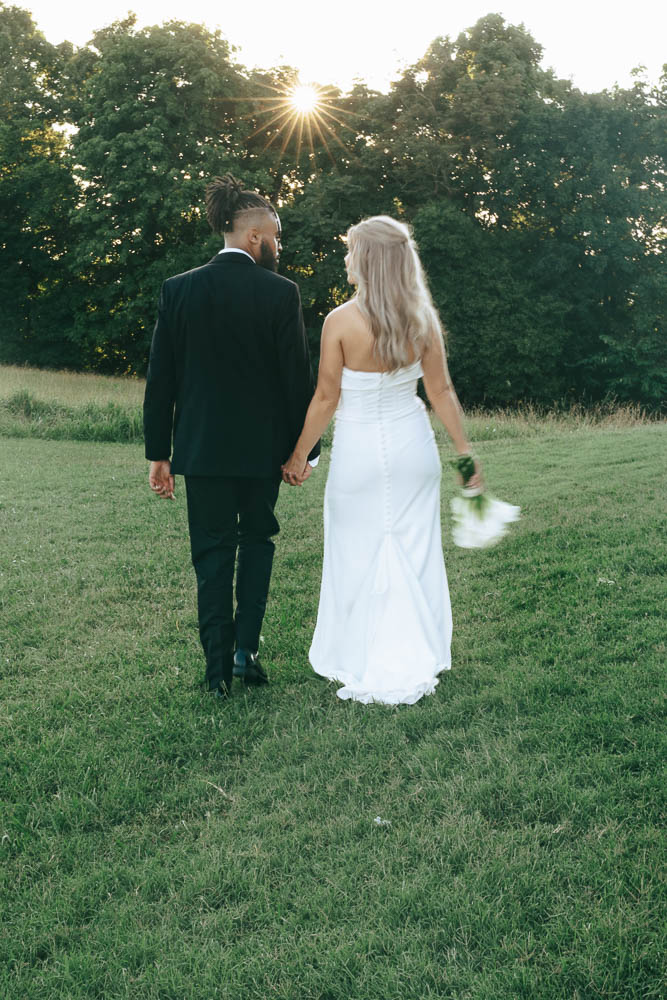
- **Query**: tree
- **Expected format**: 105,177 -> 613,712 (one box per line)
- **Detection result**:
412,201 -> 573,405
0,3 -> 78,366
380,17 -> 666,406
66,16 -> 256,372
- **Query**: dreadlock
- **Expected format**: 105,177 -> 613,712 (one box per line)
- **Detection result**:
205,173 -> 275,234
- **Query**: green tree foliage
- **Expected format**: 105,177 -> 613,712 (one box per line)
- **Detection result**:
412,201 -> 575,405
0,3 -> 79,366
346,15 -> 666,405
281,14 -> 666,405
0,7 -> 664,406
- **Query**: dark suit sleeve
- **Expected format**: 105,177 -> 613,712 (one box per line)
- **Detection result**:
275,283 -> 321,463
143,281 -> 177,461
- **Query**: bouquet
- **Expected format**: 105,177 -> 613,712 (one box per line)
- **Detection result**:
449,454 -> 520,549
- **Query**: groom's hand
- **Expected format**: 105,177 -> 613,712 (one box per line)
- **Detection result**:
149,460 -> 175,499
281,454 -> 312,486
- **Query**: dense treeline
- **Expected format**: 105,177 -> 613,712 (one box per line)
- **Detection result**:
1,4 -> 665,406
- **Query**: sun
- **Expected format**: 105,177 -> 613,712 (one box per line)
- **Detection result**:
224,77 -> 358,169
290,83 -> 320,114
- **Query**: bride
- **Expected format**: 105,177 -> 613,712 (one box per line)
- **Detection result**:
282,215 -> 482,705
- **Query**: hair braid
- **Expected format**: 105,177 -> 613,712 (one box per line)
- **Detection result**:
205,173 -> 275,234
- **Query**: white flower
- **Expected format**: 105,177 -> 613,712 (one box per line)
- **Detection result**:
450,491 -> 520,549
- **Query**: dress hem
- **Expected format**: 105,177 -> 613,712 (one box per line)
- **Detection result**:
310,661 -> 452,706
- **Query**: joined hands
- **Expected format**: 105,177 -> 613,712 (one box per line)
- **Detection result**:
281,454 -> 313,486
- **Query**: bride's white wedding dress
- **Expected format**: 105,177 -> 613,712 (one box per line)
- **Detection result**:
309,360 -> 452,705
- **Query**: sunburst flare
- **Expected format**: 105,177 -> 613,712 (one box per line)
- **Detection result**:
227,78 -> 358,169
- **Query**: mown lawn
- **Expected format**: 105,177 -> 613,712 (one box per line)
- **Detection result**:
0,418 -> 665,999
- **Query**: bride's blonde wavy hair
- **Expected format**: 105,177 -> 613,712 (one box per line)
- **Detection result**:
345,215 -> 443,371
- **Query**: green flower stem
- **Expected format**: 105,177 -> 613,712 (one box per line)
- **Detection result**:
449,453 -> 476,485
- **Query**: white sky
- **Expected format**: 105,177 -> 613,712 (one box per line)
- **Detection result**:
24,0 -> 666,93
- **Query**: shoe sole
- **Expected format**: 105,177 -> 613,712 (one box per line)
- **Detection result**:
209,688 -> 230,700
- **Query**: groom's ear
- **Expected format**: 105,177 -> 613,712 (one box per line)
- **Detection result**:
247,227 -> 260,246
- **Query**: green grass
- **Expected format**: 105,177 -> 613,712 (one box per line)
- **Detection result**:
0,364 -> 145,406
0,363 -> 659,446
1,416 -> 665,998
0,390 -> 143,443
0,365 -> 145,443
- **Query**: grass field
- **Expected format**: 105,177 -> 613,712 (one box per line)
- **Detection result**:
0,363 -> 657,446
0,364 -> 145,406
0,368 -> 665,999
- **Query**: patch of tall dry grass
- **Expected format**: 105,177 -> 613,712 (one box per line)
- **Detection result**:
0,363 -> 144,407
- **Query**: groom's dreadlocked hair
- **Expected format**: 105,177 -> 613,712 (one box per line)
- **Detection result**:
205,173 -> 276,234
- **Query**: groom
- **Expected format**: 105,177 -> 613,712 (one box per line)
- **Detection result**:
143,174 -> 319,699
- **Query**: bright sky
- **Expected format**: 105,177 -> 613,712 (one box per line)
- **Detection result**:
24,0 -> 666,94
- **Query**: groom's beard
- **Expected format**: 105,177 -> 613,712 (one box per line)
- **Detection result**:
258,238 -> 278,272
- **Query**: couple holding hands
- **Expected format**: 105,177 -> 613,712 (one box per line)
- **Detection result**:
144,174 -> 481,706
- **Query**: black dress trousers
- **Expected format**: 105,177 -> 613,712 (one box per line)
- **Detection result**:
185,475 -> 281,687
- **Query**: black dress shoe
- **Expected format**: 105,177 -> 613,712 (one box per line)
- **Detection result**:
233,648 -> 269,685
206,663 -> 233,699
208,678 -> 231,699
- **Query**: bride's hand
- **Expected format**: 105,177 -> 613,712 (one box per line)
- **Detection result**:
281,453 -> 311,486
459,459 -> 484,492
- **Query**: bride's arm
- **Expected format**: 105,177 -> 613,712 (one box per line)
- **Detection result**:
282,314 -> 344,484
422,327 -> 482,485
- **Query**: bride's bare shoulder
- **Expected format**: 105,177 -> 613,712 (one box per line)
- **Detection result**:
325,299 -> 364,328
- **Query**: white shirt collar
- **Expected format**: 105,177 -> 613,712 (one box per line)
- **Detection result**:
218,247 -> 255,262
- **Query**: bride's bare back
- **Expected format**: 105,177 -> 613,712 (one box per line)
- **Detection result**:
334,299 -> 417,372
282,287 -> 480,489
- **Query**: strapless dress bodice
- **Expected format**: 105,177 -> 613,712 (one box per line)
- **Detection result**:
336,359 -> 424,422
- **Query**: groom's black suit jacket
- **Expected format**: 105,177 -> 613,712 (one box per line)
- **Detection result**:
143,251 -> 319,477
